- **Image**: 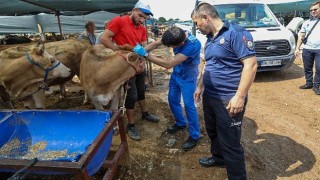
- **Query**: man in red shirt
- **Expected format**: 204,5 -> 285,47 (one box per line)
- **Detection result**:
100,1 -> 159,141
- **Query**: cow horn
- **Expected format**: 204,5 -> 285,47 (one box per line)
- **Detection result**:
35,42 -> 45,55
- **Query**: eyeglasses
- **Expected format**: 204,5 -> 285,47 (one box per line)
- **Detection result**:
310,8 -> 319,12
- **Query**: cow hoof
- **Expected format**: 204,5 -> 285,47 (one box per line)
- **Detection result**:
82,100 -> 90,105
59,95 -> 66,99
113,126 -> 119,136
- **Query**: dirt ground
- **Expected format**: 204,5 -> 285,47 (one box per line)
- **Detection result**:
1,45 -> 320,180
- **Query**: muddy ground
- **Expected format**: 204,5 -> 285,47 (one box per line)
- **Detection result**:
1,45 -> 320,180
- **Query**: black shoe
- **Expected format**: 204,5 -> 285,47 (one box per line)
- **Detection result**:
313,87 -> 320,95
199,156 -> 226,168
167,124 -> 187,134
142,112 -> 159,123
299,84 -> 313,89
182,137 -> 199,151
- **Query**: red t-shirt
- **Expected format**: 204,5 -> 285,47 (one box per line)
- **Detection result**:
107,16 -> 147,46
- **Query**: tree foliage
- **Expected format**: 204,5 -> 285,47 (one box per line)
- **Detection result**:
158,17 -> 167,24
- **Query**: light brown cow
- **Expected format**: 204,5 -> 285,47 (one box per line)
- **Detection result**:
0,42 -> 71,108
80,44 -> 143,110
44,39 -> 90,98
0,39 -> 90,109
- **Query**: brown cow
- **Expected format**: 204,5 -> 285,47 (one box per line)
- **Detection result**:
0,42 -> 71,108
1,39 -> 90,109
44,38 -> 90,98
80,44 -> 143,110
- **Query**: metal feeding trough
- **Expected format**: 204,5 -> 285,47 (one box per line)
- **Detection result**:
0,109 -> 129,179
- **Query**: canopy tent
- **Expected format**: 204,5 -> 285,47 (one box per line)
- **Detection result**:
0,0 -> 138,16
0,11 -> 118,34
0,0 -> 138,35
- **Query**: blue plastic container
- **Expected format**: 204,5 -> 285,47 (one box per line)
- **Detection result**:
0,110 -> 114,176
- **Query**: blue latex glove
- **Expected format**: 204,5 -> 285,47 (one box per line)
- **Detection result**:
133,44 -> 147,57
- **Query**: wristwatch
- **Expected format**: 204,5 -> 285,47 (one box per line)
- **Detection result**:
144,52 -> 149,58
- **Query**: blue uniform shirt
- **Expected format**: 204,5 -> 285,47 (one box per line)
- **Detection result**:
173,32 -> 201,80
203,21 -> 255,100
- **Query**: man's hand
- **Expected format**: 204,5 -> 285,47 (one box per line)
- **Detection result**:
194,86 -> 203,103
226,95 -> 245,116
134,44 -> 148,57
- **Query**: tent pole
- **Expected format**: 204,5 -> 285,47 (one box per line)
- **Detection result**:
145,20 -> 153,87
55,11 -> 64,40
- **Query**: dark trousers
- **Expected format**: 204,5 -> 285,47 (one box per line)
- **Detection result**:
302,49 -> 320,88
202,92 -> 247,180
125,72 -> 145,109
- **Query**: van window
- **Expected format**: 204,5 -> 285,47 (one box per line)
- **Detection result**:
216,3 -> 279,28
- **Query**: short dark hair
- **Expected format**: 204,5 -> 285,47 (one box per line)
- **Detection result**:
85,21 -> 95,30
161,27 -> 186,46
192,2 -> 219,19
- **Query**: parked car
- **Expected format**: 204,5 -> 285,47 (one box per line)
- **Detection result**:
196,0 -> 297,72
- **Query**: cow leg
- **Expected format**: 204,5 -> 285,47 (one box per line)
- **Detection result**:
0,85 -> 14,108
59,84 -> 67,99
110,87 -> 125,136
83,91 -> 90,105
110,88 -> 121,111
32,90 -> 46,109
22,96 -> 35,109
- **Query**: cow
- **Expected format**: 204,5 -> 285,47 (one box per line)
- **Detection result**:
0,42 -> 71,109
0,35 -> 32,45
80,44 -> 143,110
44,39 -> 90,99
1,39 -> 90,109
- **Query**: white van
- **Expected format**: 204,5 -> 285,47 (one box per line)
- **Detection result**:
196,0 -> 296,72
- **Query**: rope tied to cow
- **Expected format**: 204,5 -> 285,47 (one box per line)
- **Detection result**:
115,51 -> 140,74
119,81 -> 130,116
9,83 -> 49,105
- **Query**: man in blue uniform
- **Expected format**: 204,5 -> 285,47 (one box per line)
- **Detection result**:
192,3 -> 257,180
134,26 -> 202,151
295,1 -> 320,95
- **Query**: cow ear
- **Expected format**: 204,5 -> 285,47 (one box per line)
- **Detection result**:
128,52 -> 139,62
34,42 -> 45,55
17,46 -> 31,52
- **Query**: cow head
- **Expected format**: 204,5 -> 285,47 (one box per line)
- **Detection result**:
21,42 -> 71,79
118,45 -> 145,73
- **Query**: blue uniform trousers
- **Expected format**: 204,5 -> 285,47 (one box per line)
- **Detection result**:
168,73 -> 200,139
302,49 -> 320,88
202,92 -> 247,180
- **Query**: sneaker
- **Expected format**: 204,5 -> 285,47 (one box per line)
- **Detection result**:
127,126 -> 141,141
182,136 -> 199,151
142,112 -> 159,123
167,124 -> 187,134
